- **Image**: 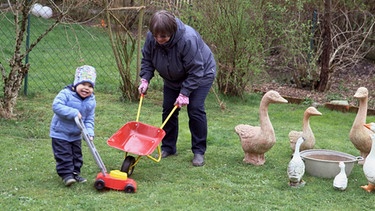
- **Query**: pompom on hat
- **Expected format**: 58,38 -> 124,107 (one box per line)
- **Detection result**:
73,65 -> 96,87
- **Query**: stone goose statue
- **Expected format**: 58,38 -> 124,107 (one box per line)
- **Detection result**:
289,107 -> 322,152
287,137 -> 305,187
349,87 -> 373,164
361,123 -> 375,192
235,90 -> 288,165
333,161 -> 348,191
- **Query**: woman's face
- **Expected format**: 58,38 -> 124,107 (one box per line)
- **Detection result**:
153,34 -> 171,45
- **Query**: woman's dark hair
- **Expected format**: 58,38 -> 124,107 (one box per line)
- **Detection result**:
149,10 -> 177,36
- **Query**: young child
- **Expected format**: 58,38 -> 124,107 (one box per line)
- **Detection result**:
50,65 -> 97,186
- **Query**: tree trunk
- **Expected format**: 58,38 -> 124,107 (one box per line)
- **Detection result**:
1,1 -> 62,119
0,0 -> 30,119
1,87 -> 19,119
0,59 -> 30,119
318,0 -> 332,92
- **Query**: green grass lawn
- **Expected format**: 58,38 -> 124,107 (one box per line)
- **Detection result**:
1,90 -> 375,210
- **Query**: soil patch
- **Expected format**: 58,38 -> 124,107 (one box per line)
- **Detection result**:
253,59 -> 375,110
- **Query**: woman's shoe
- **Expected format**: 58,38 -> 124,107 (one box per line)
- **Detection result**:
192,154 -> 205,166
161,151 -> 177,158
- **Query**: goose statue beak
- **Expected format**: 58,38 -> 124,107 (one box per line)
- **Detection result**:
364,123 -> 374,131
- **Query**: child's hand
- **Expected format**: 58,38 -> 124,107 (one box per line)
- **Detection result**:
77,113 -> 82,119
90,136 -> 94,141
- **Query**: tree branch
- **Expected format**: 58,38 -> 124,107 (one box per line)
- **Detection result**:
0,63 -> 5,81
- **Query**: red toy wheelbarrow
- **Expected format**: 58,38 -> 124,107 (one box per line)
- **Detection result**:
107,94 -> 177,176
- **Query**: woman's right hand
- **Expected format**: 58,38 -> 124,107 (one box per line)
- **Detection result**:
138,78 -> 149,94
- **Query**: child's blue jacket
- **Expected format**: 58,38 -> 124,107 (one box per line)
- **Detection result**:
49,85 -> 96,142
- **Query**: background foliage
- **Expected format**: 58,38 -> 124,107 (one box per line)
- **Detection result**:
187,0 -> 265,96
185,0 -> 374,95
1,0 -> 373,98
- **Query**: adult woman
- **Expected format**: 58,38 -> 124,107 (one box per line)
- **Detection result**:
138,10 -> 216,166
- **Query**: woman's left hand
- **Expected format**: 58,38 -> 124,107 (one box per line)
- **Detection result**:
174,93 -> 189,108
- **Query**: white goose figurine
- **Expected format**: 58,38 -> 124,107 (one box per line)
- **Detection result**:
349,87 -> 373,164
361,123 -> 375,192
287,137 -> 305,187
235,90 -> 288,165
289,107 -> 322,152
333,161 -> 348,191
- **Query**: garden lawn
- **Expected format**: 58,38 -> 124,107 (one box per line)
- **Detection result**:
1,90 -> 375,210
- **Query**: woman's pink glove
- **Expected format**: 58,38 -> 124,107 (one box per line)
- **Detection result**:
138,78 -> 148,94
174,93 -> 189,108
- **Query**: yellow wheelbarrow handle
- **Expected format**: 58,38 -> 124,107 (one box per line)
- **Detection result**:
135,94 -> 144,122
160,105 -> 178,129
148,105 -> 178,162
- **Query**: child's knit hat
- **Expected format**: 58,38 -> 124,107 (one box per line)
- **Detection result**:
73,65 -> 96,87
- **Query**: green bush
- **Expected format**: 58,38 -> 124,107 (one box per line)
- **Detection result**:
184,0 -> 265,97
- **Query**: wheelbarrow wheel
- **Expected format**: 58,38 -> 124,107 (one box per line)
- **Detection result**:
94,179 -> 105,190
121,156 -> 136,176
124,184 -> 136,193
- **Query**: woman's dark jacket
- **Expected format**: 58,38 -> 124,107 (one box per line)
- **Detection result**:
140,18 -> 216,97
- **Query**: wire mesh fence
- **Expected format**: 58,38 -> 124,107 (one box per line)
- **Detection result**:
1,4 -> 119,94
25,20 -> 119,94
0,0 -> 192,95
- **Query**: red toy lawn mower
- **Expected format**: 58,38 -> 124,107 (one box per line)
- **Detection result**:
75,117 -> 137,193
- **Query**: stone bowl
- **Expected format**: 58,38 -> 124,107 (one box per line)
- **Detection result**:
300,149 -> 363,178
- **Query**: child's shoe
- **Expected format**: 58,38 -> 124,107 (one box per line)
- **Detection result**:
73,174 -> 87,183
63,176 -> 76,186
